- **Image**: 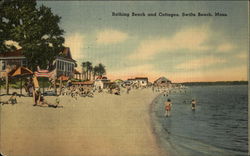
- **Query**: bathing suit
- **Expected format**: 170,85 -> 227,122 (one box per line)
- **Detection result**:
165,105 -> 171,111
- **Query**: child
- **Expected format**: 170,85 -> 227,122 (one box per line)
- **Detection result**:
8,92 -> 17,105
165,99 -> 172,117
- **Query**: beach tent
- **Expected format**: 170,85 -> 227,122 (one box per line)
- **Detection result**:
9,66 -> 33,95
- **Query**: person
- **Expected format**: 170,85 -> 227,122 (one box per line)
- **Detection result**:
191,99 -> 197,110
33,90 -> 41,106
1,92 -> 18,105
165,99 -> 172,117
127,86 -> 131,94
37,95 -> 63,108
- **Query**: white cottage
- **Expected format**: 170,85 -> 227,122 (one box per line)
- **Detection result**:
94,76 -> 110,89
127,77 -> 148,87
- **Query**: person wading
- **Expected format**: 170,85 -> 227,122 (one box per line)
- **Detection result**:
165,99 -> 172,117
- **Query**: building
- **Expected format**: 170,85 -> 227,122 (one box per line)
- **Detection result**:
154,77 -> 172,87
127,77 -> 148,87
94,76 -> 110,89
0,49 -> 27,77
73,69 -> 82,80
134,77 -> 148,87
0,47 -> 76,78
54,47 -> 76,78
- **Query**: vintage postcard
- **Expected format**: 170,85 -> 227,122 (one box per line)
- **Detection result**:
0,0 -> 248,156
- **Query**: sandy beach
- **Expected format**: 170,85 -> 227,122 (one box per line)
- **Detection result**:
0,88 -> 163,156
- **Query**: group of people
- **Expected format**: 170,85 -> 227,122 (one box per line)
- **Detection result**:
164,99 -> 197,117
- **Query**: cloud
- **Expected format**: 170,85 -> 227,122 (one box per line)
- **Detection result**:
235,51 -> 248,59
171,65 -> 247,82
176,56 -> 227,70
96,29 -> 128,45
64,33 -> 85,60
216,43 -> 235,52
128,25 -> 211,60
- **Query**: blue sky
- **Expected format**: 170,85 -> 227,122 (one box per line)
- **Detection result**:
39,1 -> 248,82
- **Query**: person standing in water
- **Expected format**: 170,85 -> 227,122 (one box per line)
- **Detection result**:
165,99 -> 172,117
191,99 -> 197,110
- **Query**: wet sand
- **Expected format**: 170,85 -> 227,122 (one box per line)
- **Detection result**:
0,89 -> 163,156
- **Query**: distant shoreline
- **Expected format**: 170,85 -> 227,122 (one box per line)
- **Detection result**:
179,81 -> 248,86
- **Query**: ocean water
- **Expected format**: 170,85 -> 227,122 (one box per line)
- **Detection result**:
152,85 -> 248,156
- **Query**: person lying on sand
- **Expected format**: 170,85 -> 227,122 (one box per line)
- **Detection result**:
1,92 -> 18,105
35,95 -> 63,108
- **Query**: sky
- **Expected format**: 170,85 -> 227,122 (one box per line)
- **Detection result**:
39,1 -> 248,82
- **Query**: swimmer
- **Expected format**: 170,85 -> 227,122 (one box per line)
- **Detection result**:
191,99 -> 197,110
164,99 -> 172,117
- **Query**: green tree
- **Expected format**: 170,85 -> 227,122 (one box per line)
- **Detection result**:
0,0 -> 65,70
81,61 -> 92,80
93,66 -> 99,80
96,63 -> 106,77
85,61 -> 92,80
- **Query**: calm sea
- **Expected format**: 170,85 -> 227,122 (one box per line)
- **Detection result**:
152,85 -> 248,156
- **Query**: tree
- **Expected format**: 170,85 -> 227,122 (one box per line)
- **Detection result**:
93,66 -> 98,80
88,65 -> 93,81
0,0 -> 65,70
81,61 -> 92,80
96,63 -> 106,77
86,61 -> 92,80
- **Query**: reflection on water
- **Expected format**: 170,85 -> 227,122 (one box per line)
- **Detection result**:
152,85 -> 248,156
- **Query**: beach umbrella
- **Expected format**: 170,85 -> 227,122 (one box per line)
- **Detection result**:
9,66 -> 33,95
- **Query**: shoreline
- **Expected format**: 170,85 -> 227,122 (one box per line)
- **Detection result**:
149,93 -> 169,156
1,88 -> 165,156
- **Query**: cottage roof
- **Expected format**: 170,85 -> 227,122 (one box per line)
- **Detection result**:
59,47 -> 73,60
127,78 -> 135,81
96,76 -> 108,80
0,47 -> 75,61
154,77 -> 171,83
135,77 -> 148,80
0,49 -> 24,58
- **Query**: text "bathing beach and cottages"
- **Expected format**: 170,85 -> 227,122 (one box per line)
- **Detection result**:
112,12 -> 228,17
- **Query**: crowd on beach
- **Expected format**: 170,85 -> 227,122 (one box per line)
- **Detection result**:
1,78 -> 197,114
0,78 -> 152,108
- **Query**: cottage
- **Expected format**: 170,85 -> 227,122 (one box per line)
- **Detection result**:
0,49 -> 27,77
127,77 -> 148,87
134,77 -> 148,87
94,76 -> 110,89
73,69 -> 81,80
154,77 -> 172,87
54,47 -> 76,78
0,47 -> 76,78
